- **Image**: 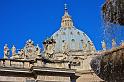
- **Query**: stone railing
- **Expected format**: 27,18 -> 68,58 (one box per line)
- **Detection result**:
0,58 -> 70,69
0,59 -> 38,68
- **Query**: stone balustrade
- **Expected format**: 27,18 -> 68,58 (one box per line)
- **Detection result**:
0,58 -> 70,69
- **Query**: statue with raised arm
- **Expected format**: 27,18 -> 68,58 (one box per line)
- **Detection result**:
4,44 -> 10,59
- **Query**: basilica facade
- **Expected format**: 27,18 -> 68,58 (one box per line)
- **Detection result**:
0,4 -> 103,82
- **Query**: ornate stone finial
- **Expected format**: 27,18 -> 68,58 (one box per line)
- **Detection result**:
112,39 -> 116,48
4,44 -> 10,59
101,40 -> 106,50
61,4 -> 74,28
11,45 -> 16,56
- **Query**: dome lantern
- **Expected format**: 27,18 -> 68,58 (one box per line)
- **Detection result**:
61,4 -> 74,28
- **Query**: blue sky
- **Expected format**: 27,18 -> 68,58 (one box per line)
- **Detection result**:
0,0 -> 105,58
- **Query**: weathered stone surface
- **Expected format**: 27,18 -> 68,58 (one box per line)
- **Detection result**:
0,76 -> 26,82
77,73 -> 103,82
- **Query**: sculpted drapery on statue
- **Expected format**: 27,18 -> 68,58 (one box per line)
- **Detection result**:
11,45 -> 16,56
19,49 -> 25,58
43,38 -> 56,59
89,41 -> 96,52
36,44 -> 41,57
11,45 -> 20,59
24,39 -> 37,59
4,44 -> 10,59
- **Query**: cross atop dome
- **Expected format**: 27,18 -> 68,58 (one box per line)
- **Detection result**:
64,3 -> 67,10
61,3 -> 74,28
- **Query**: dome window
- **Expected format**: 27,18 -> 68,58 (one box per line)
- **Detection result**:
70,32 -> 73,35
62,40 -> 65,42
83,32 -> 86,35
77,31 -> 80,35
88,41 -> 90,43
81,39 -> 83,42
56,34 -> 58,37
72,39 -> 75,42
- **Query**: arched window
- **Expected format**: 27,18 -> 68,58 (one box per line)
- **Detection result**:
77,31 -> 80,35
71,39 -> 75,42
70,32 -> 73,35
56,34 -> 58,37
81,39 -> 83,42
62,40 -> 65,42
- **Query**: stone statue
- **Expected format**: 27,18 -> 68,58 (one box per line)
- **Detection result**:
36,44 -> 41,57
62,42 -> 68,52
89,41 -> 95,52
4,44 -> 10,59
101,40 -> 106,50
43,38 -> 56,59
24,39 -> 36,59
20,49 -> 25,58
112,39 -> 116,48
46,44 -> 55,56
11,45 -> 16,56
10,45 -> 19,59
83,43 -> 87,51
26,39 -> 34,47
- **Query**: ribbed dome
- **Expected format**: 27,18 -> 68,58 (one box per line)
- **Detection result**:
51,27 -> 95,53
50,4 -> 96,53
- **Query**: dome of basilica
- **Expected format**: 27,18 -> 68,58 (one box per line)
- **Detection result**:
51,5 -> 96,53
